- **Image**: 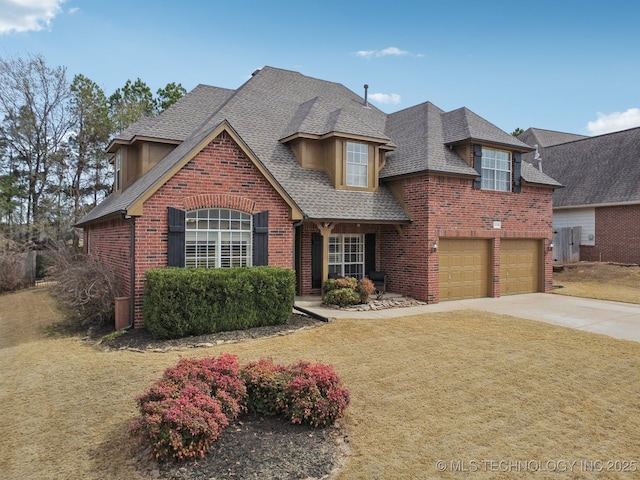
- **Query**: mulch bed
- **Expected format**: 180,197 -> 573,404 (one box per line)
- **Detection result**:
90,314 -> 349,480
138,415 -> 348,480
92,313 -> 325,352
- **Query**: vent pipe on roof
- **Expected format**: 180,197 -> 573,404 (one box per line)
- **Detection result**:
364,84 -> 369,107
533,144 -> 542,173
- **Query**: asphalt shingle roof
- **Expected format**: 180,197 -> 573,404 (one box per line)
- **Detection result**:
111,84 -> 235,144
383,102 -> 478,178
78,67 -> 560,227
518,127 -> 588,149
441,107 -> 533,150
527,127 -> 640,207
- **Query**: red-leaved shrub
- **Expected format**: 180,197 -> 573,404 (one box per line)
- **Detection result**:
279,361 -> 351,427
160,355 -> 247,419
131,354 -> 350,462
240,358 -> 290,416
131,354 -> 246,462
130,382 -> 229,462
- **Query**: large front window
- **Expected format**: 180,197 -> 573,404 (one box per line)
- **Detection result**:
481,148 -> 511,192
346,142 -> 368,187
185,209 -> 252,268
328,234 -> 364,278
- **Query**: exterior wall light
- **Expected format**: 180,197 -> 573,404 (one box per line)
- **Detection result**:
432,242 -> 438,253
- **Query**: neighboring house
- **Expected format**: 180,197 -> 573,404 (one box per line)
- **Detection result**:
519,127 -> 640,264
77,67 -> 560,328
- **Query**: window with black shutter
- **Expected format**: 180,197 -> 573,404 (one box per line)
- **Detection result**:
513,152 -> 522,193
167,207 -> 186,267
253,211 -> 269,266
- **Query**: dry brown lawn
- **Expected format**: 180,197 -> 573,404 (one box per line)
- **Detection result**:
2,280 -> 640,479
553,262 -> 640,304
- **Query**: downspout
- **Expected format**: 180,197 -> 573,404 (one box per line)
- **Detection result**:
121,211 -> 136,330
292,219 -> 303,271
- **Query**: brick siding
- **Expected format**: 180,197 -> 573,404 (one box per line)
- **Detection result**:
88,131 -> 294,328
580,204 -> 640,264
85,218 -> 132,295
378,174 -> 554,303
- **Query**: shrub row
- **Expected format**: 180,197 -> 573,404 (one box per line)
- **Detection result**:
130,354 -> 350,462
144,266 -> 295,339
322,276 -> 375,306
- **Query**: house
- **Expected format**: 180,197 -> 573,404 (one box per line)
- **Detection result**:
76,67 -> 560,328
519,127 -> 640,264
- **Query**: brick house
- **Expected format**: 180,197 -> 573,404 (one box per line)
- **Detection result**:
519,127 -> 640,264
77,67 -> 560,328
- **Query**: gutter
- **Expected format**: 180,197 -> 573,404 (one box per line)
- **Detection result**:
120,211 -> 136,330
293,303 -> 331,322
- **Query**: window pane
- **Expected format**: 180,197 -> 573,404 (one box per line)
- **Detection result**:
328,234 -> 364,279
346,142 -> 368,187
481,148 -> 511,192
185,209 -> 252,268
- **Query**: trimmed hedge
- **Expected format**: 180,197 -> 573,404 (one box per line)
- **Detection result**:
144,266 -> 295,339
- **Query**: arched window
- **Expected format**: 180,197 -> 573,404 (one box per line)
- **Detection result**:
185,209 -> 252,268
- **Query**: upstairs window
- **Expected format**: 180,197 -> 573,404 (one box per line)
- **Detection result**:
115,150 -> 121,191
346,142 -> 368,187
481,148 -> 511,192
185,209 -> 252,268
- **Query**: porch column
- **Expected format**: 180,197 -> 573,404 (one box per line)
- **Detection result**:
315,222 -> 335,284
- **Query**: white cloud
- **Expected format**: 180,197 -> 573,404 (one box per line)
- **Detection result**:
355,46 -> 411,59
586,108 -> 640,135
369,92 -> 401,105
0,0 -> 66,34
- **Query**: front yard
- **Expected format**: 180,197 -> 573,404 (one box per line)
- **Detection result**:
1,263 -> 639,479
552,262 -> 640,304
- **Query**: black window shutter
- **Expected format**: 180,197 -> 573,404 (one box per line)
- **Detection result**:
311,233 -> 322,289
253,211 -> 269,266
167,207 -> 185,267
473,144 -> 482,190
365,233 -> 376,277
513,152 -> 522,193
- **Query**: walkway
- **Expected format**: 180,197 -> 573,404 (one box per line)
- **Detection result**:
295,293 -> 640,343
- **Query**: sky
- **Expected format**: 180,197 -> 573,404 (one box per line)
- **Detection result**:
1,0 -> 639,136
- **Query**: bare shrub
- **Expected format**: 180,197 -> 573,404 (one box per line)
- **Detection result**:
49,245 -> 123,327
0,235 -> 34,293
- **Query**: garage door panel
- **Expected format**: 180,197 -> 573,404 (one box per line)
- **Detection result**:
500,240 -> 541,295
439,239 -> 491,301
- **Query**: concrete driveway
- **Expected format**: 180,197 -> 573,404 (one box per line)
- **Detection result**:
295,293 -> 640,343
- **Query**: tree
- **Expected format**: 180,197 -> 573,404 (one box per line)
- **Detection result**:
108,78 -> 155,133
0,54 -> 72,239
0,173 -> 24,226
156,82 -> 187,113
511,127 -> 524,137
69,74 -> 112,220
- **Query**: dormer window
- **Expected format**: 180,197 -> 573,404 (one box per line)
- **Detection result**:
481,147 -> 511,192
115,150 -> 121,191
346,142 -> 368,187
